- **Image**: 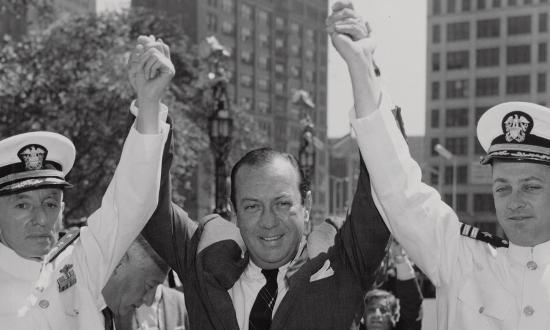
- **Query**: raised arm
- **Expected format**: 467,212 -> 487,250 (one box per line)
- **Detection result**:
77,35 -> 174,300
330,1 -> 464,286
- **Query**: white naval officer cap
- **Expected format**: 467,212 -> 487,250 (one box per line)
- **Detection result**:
477,102 -> 550,165
0,131 -> 75,195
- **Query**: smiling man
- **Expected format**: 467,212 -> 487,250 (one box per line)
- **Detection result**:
329,1 -> 550,328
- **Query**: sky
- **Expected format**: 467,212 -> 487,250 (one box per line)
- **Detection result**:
327,0 -> 427,137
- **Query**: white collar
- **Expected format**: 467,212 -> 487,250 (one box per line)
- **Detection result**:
0,242 -> 41,281
508,239 -> 550,265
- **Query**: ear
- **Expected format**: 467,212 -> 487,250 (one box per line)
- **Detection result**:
228,198 -> 238,225
303,191 -> 313,235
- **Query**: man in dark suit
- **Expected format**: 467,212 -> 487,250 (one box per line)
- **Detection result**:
139,4 -> 390,329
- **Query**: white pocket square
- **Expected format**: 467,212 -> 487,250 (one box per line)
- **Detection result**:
310,259 -> 335,282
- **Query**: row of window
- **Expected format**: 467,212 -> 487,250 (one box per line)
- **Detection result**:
431,73 -> 547,100
429,134 -> 490,158
441,192 -> 495,213
433,0 -> 548,16
206,0 -> 326,28
240,53 -> 324,83
432,14 -> 548,44
432,44 -> 547,71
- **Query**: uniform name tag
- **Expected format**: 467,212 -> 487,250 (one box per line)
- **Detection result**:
57,264 -> 77,292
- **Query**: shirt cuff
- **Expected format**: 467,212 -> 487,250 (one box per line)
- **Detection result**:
130,100 -> 169,123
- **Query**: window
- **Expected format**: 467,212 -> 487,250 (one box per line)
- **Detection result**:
473,193 -> 495,213
290,22 -> 301,35
540,13 -> 548,32
274,62 -> 285,75
240,74 -> 252,88
446,79 -> 469,98
259,34 -> 270,48
432,52 -> 440,71
492,0 -> 500,7
445,137 -> 468,155
506,75 -> 530,94
477,0 -> 485,9
258,78 -> 269,91
221,21 -> 234,35
431,109 -> 440,128
240,50 -> 253,65
463,0 -> 471,11
433,25 -> 441,43
448,0 -> 456,13
305,29 -> 315,43
508,0 -> 517,5
258,56 -> 270,70
476,47 -> 499,67
275,38 -> 285,50
240,3 -> 253,20
240,97 -> 252,111
476,77 -> 499,96
525,0 -> 532,4
447,22 -> 470,41
508,15 -> 531,35
258,10 -> 270,26
207,13 -> 218,31
258,101 -> 270,114
431,138 -> 440,156
241,27 -> 252,43
430,165 -> 440,185
433,0 -> 441,14
221,0 -> 234,13
446,108 -> 469,127
275,82 -> 285,95
305,49 -> 315,61
475,138 -> 485,155
275,16 -> 285,30
444,165 -> 468,184
457,194 -> 468,212
290,65 -> 301,78
290,44 -> 301,56
539,43 -> 547,62
506,45 -> 530,65
207,0 -> 217,7
432,81 -> 440,100
305,70 -> 315,83
477,18 -> 500,38
447,50 -> 469,70
475,106 -> 488,124
538,73 -> 546,93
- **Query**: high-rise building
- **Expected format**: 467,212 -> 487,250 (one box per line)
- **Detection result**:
425,0 -> 550,235
132,0 -> 329,219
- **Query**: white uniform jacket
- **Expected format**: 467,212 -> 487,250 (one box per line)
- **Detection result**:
351,105 -> 550,330
0,120 -> 169,330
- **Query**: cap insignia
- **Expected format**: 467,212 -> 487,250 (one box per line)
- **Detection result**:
18,144 -> 47,171
502,111 -> 533,143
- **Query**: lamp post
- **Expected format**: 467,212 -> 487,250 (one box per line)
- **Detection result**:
293,90 -> 316,182
205,37 -> 233,220
434,143 -> 457,211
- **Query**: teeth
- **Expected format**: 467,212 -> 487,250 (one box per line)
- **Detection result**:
262,236 -> 281,241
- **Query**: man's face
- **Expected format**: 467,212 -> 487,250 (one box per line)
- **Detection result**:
103,254 -> 166,316
0,188 -> 63,259
364,297 -> 393,330
234,158 -> 311,269
492,161 -> 550,246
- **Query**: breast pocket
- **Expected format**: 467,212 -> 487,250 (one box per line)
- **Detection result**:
456,276 -> 514,329
59,286 -> 81,317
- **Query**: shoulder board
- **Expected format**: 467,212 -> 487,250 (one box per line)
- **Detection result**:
460,223 -> 509,248
44,228 -> 80,264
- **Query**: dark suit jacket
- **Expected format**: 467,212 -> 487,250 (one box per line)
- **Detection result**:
143,124 -> 390,329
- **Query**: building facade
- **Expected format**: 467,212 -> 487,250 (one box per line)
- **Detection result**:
132,0 -> 329,219
426,0 -> 550,235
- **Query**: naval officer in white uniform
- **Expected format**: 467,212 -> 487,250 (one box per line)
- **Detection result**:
0,35 -> 174,329
329,2 -> 550,329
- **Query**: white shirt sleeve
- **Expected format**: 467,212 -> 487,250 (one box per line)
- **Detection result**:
350,101 -> 465,287
75,117 -> 169,307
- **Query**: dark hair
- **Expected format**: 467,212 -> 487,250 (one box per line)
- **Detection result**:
230,147 -> 310,208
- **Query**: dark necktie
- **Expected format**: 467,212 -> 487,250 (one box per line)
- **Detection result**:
249,268 -> 279,330
101,307 -> 115,330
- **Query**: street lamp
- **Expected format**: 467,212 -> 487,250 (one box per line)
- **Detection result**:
434,143 -> 457,211
204,36 -> 233,220
293,90 -> 316,182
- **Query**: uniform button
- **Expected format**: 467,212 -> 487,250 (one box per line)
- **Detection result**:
527,261 -> 538,270
523,305 -> 535,316
478,306 -> 485,313
38,299 -> 49,309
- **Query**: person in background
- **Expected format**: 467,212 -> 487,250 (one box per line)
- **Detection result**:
103,235 -> 189,330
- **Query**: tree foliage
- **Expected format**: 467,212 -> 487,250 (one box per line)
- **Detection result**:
0,6 -> 267,221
